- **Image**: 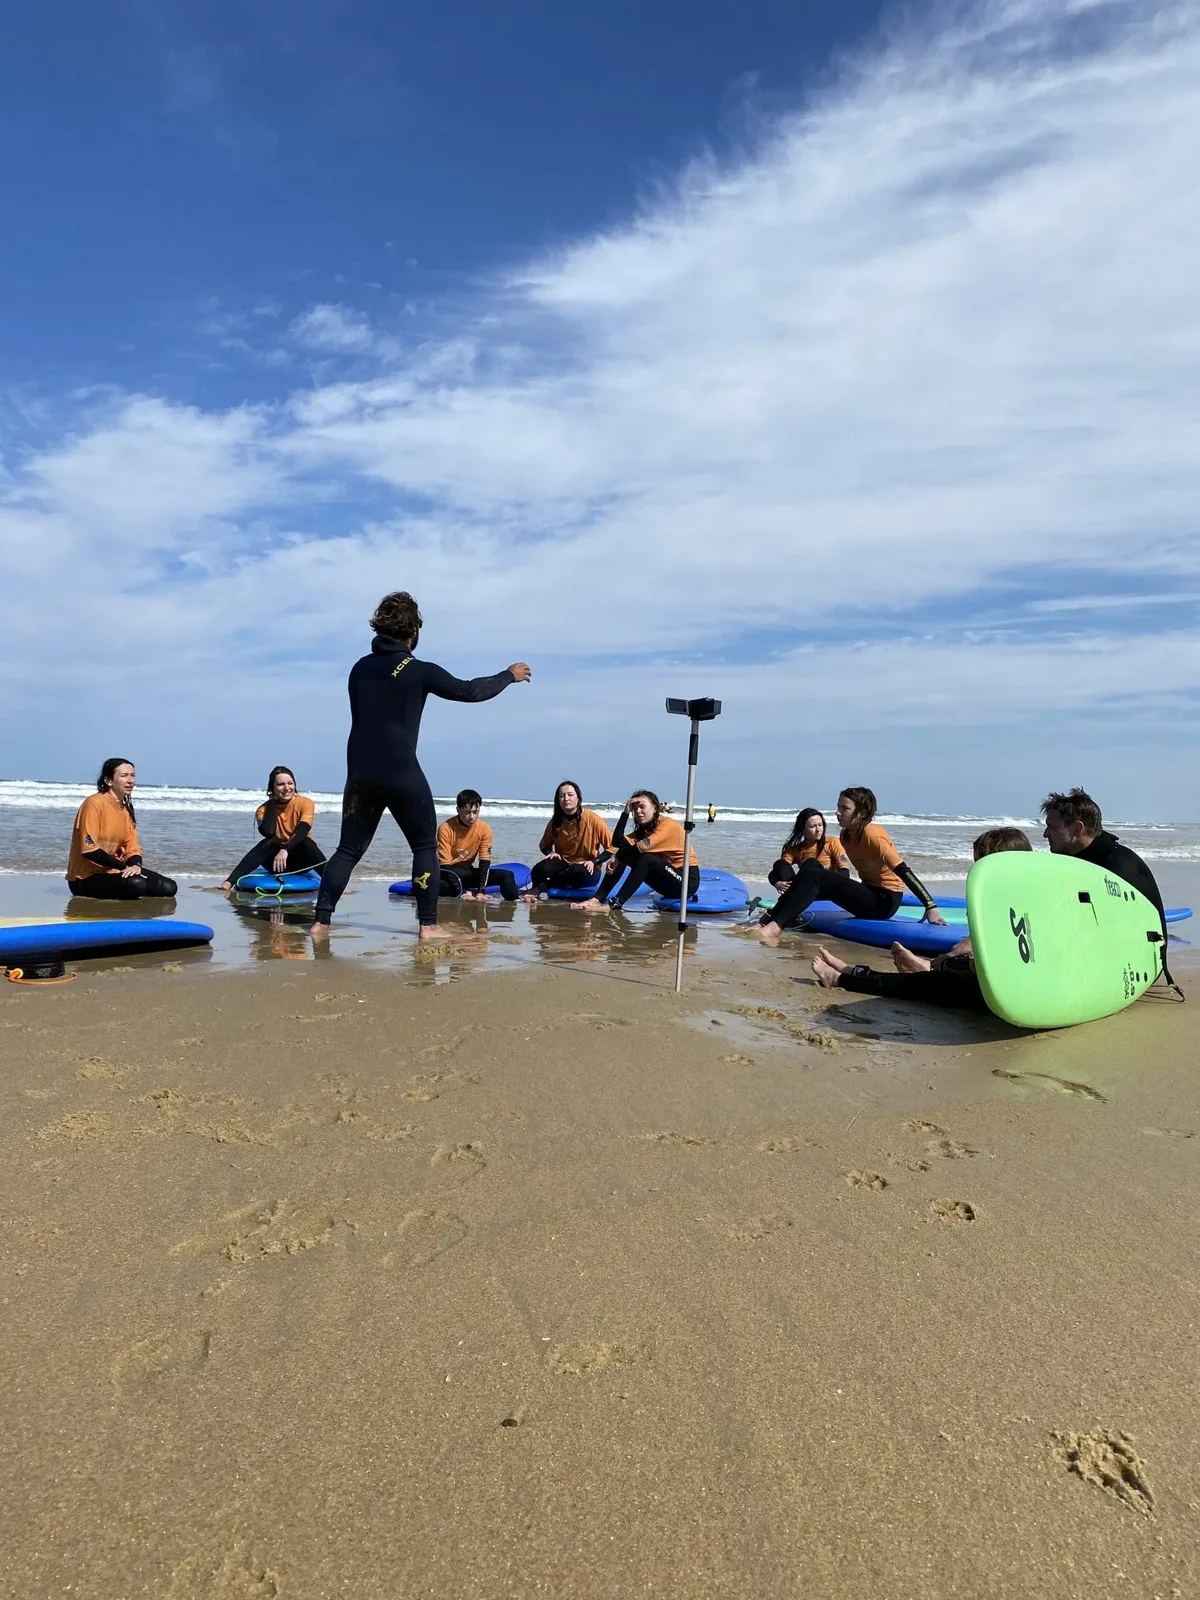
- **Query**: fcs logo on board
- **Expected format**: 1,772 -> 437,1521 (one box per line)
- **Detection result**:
1008,907 -> 1033,964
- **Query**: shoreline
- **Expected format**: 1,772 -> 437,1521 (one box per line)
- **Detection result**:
3,951 -> 1198,1596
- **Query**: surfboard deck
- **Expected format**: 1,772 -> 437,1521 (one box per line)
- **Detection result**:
0,919 -> 214,965
968,853 -> 1166,1028
235,867 -> 323,895
653,867 -> 749,915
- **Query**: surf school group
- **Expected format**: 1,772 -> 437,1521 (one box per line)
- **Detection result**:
59,588 -> 1176,1019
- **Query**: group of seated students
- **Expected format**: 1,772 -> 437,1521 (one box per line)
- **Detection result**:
426,781 -> 698,910
69,761 -> 1166,1017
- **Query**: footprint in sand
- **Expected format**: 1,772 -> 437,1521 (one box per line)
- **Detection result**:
730,1212 -> 795,1241
925,1136 -> 981,1161
167,1548 -> 281,1598
1051,1429 -> 1154,1517
992,1068 -> 1106,1102
889,1156 -> 931,1172
381,1209 -> 469,1269
843,1169 -> 889,1191
903,1118 -> 946,1135
639,1131 -> 718,1147
402,1068 -> 480,1104
110,1327 -> 212,1394
547,1340 -> 638,1377
1141,1126 -> 1195,1139
34,1110 -> 109,1143
927,1198 -> 976,1223
430,1140 -> 487,1173
759,1135 -> 821,1154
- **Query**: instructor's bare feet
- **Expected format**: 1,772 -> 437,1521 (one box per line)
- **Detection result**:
891,941 -> 931,975
310,922 -> 329,945
756,920 -> 783,947
417,924 -> 455,945
811,950 -> 844,988
219,880 -> 232,892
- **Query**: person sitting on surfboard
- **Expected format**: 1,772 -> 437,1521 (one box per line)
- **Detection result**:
757,786 -> 944,946
437,790 -> 522,902
572,790 -> 699,913
219,766 -> 327,891
810,826 -> 1032,1008
1041,788 -> 1166,937
769,808 -> 850,892
525,781 -> 612,899
67,758 -> 178,901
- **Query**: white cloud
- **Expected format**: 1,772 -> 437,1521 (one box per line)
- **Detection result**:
2,0 -> 1199,806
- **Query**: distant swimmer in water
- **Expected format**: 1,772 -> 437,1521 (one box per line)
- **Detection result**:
311,591 -> 530,944
525,780 -> 612,899
768,807 -> 850,893
437,789 -> 522,901
707,803 -> 717,824
757,786 -> 945,945
66,758 -> 178,900
220,766 -> 327,891
572,789 -> 699,913
811,826 -> 1030,1009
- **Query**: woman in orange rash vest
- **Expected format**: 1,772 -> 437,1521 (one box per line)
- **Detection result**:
66,758 -> 178,900
572,789 -> 699,913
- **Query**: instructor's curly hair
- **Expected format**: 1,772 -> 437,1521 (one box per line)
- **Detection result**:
370,591 -> 422,643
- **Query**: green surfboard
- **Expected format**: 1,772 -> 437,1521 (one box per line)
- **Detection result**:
967,853 -> 1166,1029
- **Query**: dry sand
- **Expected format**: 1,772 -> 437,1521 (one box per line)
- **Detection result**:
2,941 -> 1198,1598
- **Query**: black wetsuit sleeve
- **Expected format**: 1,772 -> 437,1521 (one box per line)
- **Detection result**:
257,803 -> 279,839
83,848 -> 126,871
288,822 -> 312,844
611,810 -> 630,850
895,861 -> 937,912
423,664 -> 515,703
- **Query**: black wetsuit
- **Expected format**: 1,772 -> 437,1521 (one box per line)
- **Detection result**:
226,802 -> 326,886
68,858 -> 178,900
1079,832 -> 1166,936
314,637 -> 516,927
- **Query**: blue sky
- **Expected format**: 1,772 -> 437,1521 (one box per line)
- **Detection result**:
2,0 -> 1199,817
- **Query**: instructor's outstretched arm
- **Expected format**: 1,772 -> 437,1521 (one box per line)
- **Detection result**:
426,661 -> 531,701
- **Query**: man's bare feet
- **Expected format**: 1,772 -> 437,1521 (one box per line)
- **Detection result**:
891,941 -> 932,975
219,880 -> 232,892
310,922 -> 329,944
811,953 -> 843,988
417,924 -> 455,944
756,920 -> 783,947
814,945 -> 847,976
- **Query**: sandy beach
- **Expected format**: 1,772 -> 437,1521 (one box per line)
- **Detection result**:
3,936 -> 1197,1598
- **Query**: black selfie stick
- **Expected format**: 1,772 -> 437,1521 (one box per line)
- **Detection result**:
665,696 -> 722,993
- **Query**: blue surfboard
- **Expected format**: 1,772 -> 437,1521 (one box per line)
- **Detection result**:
0,919 -> 214,966
236,866 -> 323,896
654,867 -> 749,915
791,900 -> 1191,955
389,862 -> 533,897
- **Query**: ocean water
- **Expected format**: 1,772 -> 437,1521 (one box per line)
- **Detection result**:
2,778 -> 1197,883
3,779 -> 1196,976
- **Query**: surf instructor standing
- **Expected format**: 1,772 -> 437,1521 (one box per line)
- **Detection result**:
311,592 -> 530,944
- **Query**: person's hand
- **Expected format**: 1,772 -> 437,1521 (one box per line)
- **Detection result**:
507,662 -> 532,682
272,850 -> 288,874
120,864 -> 141,879
581,861 -> 596,877
922,907 -> 947,926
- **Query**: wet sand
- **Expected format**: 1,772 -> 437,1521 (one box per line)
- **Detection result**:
3,938 -> 1198,1598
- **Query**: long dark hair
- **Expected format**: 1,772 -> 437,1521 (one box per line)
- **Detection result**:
838,786 -> 877,840
784,807 -> 826,854
551,780 -> 585,827
628,788 -> 662,838
266,765 -> 297,796
97,757 -> 136,824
